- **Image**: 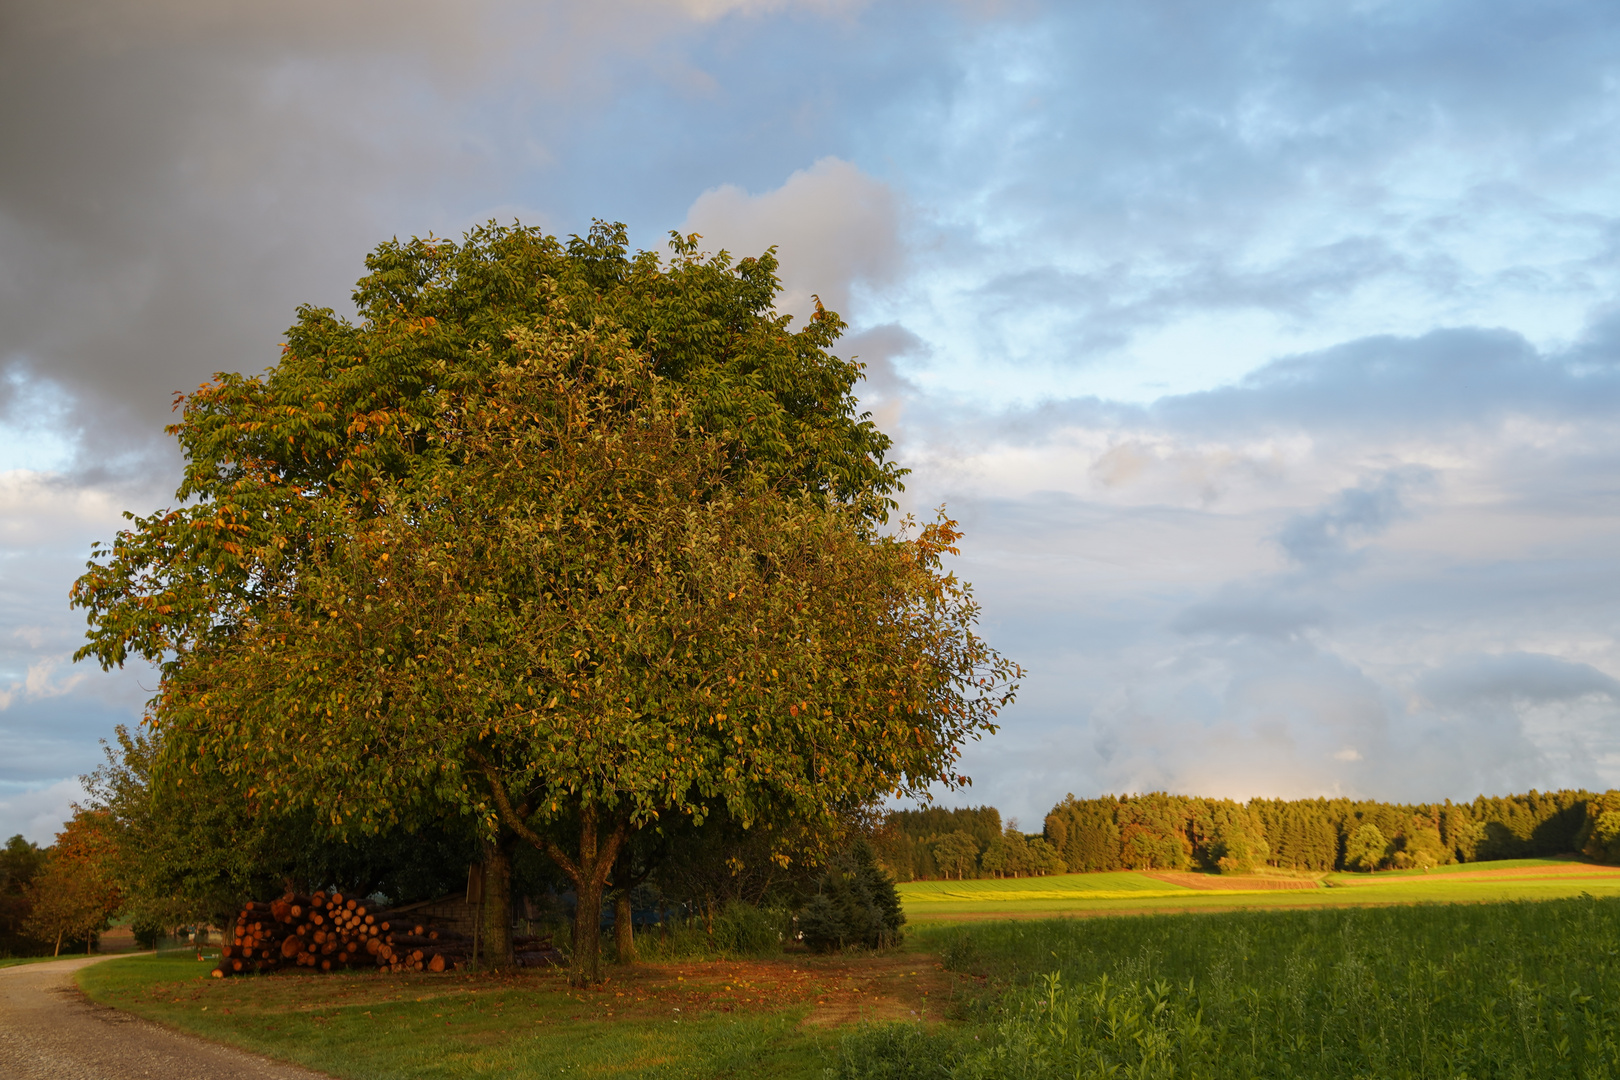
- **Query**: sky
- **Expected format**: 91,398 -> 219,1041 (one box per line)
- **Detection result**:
5,0 -> 1620,842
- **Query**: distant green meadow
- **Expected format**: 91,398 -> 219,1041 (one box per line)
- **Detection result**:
896,856 -> 1620,919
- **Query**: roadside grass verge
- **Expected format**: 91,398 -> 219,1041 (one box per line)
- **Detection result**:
78,949 -> 953,1080
0,954 -> 93,969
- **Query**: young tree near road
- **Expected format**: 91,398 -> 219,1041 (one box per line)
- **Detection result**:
23,861 -> 110,956
72,224 -> 1019,985
23,811 -> 120,956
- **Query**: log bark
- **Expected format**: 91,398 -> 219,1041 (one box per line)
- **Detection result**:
211,891 -> 496,978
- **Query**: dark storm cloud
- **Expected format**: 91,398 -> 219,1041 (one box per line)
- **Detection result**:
0,6 -> 589,441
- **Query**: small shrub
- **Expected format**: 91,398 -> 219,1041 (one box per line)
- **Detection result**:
714,900 -> 785,956
801,840 -> 905,952
631,903 -> 784,960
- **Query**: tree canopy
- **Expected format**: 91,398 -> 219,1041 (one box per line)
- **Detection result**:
73,223 -> 1019,983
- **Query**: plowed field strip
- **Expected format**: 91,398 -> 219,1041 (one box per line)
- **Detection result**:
1143,873 -> 1321,891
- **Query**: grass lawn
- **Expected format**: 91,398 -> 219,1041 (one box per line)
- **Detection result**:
898,856 -> 1620,919
78,949 -> 955,1080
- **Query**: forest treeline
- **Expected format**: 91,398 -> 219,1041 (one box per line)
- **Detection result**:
876,789 -> 1620,881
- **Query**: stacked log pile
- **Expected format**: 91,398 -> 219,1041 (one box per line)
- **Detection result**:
212,890 -> 559,978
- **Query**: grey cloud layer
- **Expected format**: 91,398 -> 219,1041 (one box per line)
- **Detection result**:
6,0 -> 1620,839
904,321 -> 1620,822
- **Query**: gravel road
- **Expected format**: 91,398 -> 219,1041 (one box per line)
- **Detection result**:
0,955 -> 332,1079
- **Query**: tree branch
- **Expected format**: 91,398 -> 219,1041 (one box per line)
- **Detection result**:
593,817 -> 630,889
469,750 -> 583,884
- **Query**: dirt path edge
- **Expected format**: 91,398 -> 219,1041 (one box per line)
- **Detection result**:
0,954 -> 333,1080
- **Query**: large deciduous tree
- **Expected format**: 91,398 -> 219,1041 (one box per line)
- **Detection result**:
72,223 -> 1018,984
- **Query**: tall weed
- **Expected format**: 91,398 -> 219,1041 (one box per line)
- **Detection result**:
630,901 -> 788,961
825,1023 -> 963,1079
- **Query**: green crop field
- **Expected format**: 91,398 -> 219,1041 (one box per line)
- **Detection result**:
896,856 -> 1620,919
859,895 -> 1620,1079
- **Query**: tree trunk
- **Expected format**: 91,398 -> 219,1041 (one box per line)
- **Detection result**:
476,763 -> 624,987
564,806 -> 626,987
53,929 -> 62,957
572,871 -> 605,986
479,833 -> 516,970
613,890 -> 635,965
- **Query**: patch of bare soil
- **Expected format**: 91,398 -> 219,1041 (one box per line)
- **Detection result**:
789,954 -> 955,1027
1144,872 -> 1321,890
561,953 -> 955,1028
158,950 -> 958,1031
